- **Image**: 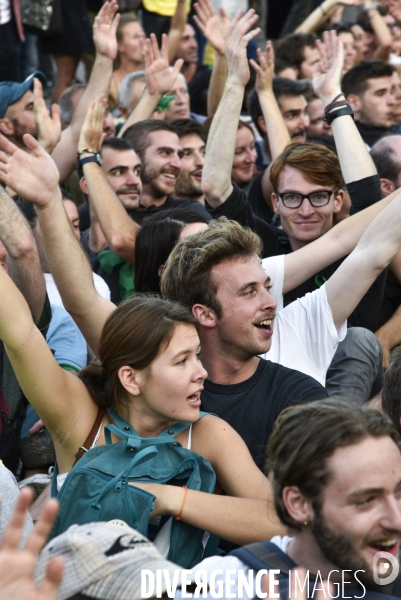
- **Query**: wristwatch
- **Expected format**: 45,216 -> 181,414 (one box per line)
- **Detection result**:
77,153 -> 103,169
325,105 -> 354,125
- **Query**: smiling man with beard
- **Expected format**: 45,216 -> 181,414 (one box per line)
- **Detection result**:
123,120 -> 210,224
174,400 -> 401,599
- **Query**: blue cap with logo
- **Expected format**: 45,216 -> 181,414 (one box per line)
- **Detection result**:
0,71 -> 46,119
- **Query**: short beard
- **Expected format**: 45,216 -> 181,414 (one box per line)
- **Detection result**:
174,174 -> 202,199
311,507 -> 379,591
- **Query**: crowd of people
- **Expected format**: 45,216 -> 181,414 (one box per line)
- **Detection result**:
2,0 -> 401,597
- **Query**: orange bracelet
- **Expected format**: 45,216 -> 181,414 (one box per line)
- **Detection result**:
174,485 -> 189,521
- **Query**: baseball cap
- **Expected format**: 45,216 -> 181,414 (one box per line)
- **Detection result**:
35,521 -> 188,600
0,71 -> 46,119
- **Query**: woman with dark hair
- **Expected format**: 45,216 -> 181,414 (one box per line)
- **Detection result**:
231,120 -> 258,192
0,265 -> 279,565
135,207 -> 208,293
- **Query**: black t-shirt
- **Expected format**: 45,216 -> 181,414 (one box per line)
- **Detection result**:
247,172 -> 275,225
200,358 -> 328,469
207,182 -> 386,332
79,196 -> 211,231
355,121 -> 391,147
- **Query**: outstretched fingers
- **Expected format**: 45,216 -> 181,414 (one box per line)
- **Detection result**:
23,497 -> 59,557
0,487 -> 34,551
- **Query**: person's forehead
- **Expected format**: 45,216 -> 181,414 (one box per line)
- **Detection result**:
303,45 -> 319,60
324,436 -> 401,499
211,255 -> 264,289
236,126 -> 255,144
179,133 -> 204,150
147,130 -> 180,150
122,20 -> 142,37
307,97 -> 324,116
101,147 -> 141,168
277,165 -> 326,190
183,24 -> 196,39
279,94 -> 307,112
5,89 -> 33,117
339,32 -> 355,45
365,76 -> 393,93
63,199 -> 79,219
170,77 -> 188,94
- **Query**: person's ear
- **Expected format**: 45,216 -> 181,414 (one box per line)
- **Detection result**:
79,176 -> 88,195
346,93 -> 361,115
333,189 -> 344,214
0,118 -> 14,137
380,178 -> 395,198
271,191 -> 280,215
282,486 -> 313,526
118,365 -> 143,396
192,304 -> 217,328
257,115 -> 267,135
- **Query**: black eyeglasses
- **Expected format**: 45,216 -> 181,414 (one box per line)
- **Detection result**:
277,189 -> 336,209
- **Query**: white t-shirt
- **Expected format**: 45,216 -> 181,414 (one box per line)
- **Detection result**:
174,536 -> 293,599
0,0 -> 11,25
260,255 -> 347,386
44,272 -> 111,307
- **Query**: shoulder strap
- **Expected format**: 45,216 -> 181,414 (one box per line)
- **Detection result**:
73,406 -> 107,466
230,541 -> 293,575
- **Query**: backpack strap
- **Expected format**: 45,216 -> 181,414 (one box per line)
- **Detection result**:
73,406 -> 107,466
230,541 -> 294,575
105,407 -> 210,446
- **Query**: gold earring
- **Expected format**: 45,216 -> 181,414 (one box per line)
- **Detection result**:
304,520 -> 308,526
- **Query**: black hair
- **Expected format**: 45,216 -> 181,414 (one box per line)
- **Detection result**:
122,120 -> 178,162
101,137 -> 134,152
342,59 -> 395,97
247,78 -> 312,136
135,208 -> 208,294
171,118 -> 207,142
15,197 -> 37,229
275,33 -> 317,70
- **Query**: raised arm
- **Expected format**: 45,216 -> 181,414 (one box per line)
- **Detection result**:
326,189 -> 401,328
281,185 -> 401,293
202,10 -> 260,206
0,248 -> 97,467
0,186 -> 46,325
0,134 -> 115,356
79,98 -> 139,264
365,0 -> 392,61
295,0 -> 363,34
279,31 -> 392,293
118,34 -> 183,137
314,30 -> 377,185
193,0 -> 229,116
51,1 -> 120,183
168,0 -> 188,64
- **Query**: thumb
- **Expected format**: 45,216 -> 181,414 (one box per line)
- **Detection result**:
171,58 -> 184,78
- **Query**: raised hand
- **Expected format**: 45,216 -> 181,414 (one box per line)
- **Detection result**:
249,40 -> 275,95
0,134 -> 60,206
93,0 -> 120,61
144,33 -> 184,96
79,96 -> 107,152
0,487 -> 62,600
387,0 -> 401,22
193,0 -> 229,56
313,30 -> 344,105
34,79 -> 61,154
226,9 -> 260,87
